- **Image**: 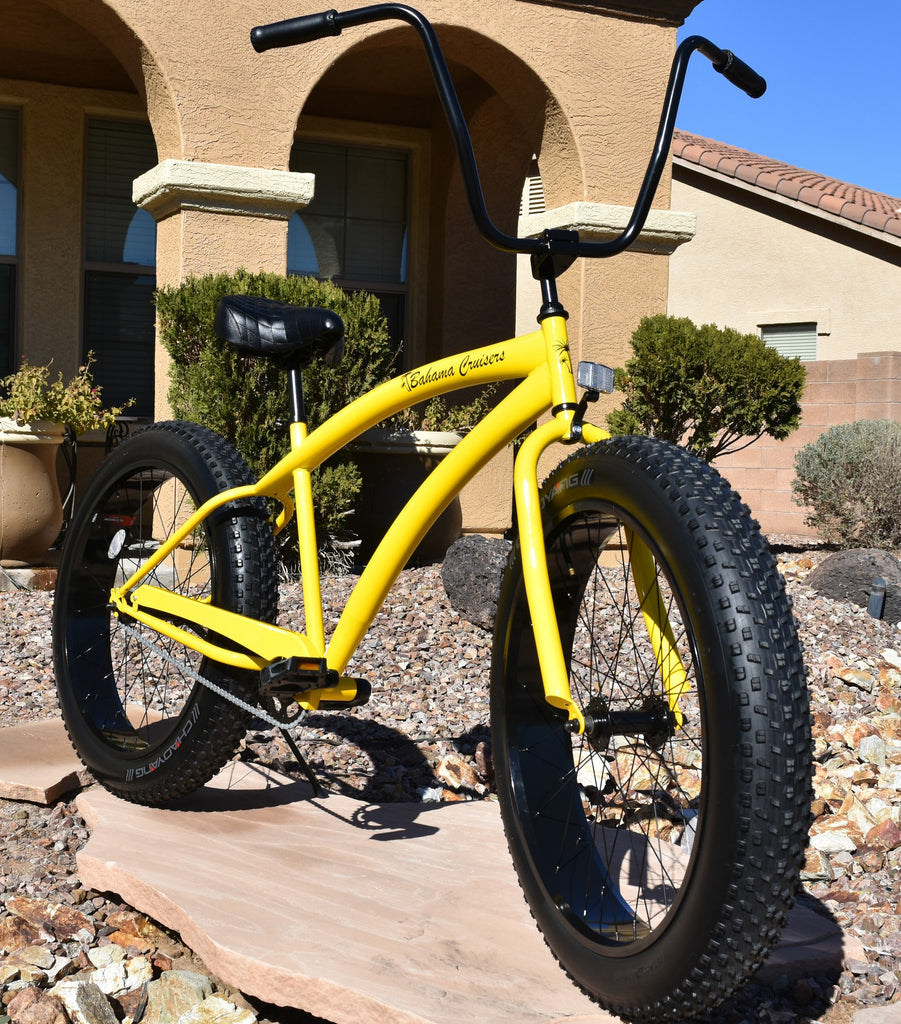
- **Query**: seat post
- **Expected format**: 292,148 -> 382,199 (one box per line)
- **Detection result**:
288,366 -> 306,424
286,365 -> 325,652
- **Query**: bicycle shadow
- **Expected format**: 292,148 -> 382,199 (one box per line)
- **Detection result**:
169,715 -> 491,843
172,763 -> 447,840
254,710 -> 489,803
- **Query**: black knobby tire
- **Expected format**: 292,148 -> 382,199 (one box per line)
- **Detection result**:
491,436 -> 811,1023
53,421 -> 278,805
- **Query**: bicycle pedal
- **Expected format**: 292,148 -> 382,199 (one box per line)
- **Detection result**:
260,656 -> 337,695
318,679 -> 372,710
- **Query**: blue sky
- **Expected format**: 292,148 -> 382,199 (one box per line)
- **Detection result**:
676,2 -> 898,198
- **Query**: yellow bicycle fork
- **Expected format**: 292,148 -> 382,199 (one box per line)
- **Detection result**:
108,314 -> 689,732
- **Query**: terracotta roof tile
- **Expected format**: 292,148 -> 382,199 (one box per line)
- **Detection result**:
735,164 -> 762,186
816,193 -> 845,217
672,130 -> 901,240
696,150 -> 720,171
775,179 -> 803,201
754,170 -> 782,191
863,211 -> 891,231
838,203 -> 868,225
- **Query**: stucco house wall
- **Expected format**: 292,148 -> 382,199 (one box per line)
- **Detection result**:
668,138 -> 901,361
666,131 -> 901,538
2,0 -> 703,540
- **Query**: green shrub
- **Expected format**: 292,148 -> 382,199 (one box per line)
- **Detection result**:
792,419 -> 901,549
155,269 -> 395,539
605,314 -> 806,461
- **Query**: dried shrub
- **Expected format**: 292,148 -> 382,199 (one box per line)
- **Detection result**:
792,419 -> 901,549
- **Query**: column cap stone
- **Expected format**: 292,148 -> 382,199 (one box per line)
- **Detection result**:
518,201 -> 696,254
133,159 -> 315,221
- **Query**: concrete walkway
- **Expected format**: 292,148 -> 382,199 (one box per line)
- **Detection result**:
1,719 -> 856,1024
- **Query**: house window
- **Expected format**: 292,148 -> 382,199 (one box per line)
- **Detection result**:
0,108 -> 18,377
760,323 -> 817,361
84,119 -> 157,419
288,140 -> 409,352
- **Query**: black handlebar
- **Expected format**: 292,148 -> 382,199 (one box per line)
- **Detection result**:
251,9 -> 341,49
251,4 -> 766,261
686,36 -> 767,100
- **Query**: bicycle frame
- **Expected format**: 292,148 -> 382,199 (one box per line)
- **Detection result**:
100,6 -> 766,736
100,312 -> 600,731
106,308 -> 690,734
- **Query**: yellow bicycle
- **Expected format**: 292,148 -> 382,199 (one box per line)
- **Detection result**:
53,7 -> 812,1021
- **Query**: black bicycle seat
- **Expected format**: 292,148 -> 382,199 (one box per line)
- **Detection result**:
215,294 -> 345,367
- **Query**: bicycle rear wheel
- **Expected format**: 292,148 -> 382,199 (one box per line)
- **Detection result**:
491,436 -> 811,1023
53,421 -> 278,805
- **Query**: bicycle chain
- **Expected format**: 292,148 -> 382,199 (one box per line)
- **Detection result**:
116,619 -> 301,732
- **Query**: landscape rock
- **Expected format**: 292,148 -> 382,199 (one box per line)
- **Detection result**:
16,949 -> 55,972
435,752 -> 485,795
141,970 -> 214,1024
806,548 -> 901,622
440,535 -> 510,631
6,987 -> 68,1024
5,552 -> 901,1024
866,819 -> 901,851
51,980 -> 118,1024
800,846 -> 832,882
0,916 -> 42,955
178,995 -> 256,1024
5,898 -> 95,944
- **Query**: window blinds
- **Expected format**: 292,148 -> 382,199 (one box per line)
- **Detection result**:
760,323 -> 817,361
84,119 -> 157,418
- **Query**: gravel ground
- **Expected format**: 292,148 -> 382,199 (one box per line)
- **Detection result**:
1,540 -> 900,1024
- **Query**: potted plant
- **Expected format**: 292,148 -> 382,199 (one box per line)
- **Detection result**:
0,354 -> 129,565
351,387 -> 497,565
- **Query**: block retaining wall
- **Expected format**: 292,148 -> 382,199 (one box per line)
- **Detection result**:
715,351 -> 901,540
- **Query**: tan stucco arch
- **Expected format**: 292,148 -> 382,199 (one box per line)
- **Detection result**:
0,0 -> 143,93
289,23 -> 585,358
293,21 -> 583,205
28,0 -> 182,161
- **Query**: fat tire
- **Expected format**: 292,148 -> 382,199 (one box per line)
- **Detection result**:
491,436 -> 811,1023
53,421 -> 278,805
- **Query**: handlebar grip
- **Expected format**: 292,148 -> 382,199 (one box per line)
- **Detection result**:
712,50 -> 766,99
251,10 -> 341,52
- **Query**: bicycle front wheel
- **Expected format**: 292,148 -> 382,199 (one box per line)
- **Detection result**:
491,435 -> 811,1023
53,421 -> 278,805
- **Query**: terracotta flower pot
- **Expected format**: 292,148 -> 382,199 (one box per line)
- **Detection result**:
0,417 -> 65,565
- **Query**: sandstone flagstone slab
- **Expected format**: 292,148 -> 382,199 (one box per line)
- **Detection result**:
0,717 -> 89,803
0,719 -> 853,1024
74,757 -> 850,1024
75,761 -> 614,1024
